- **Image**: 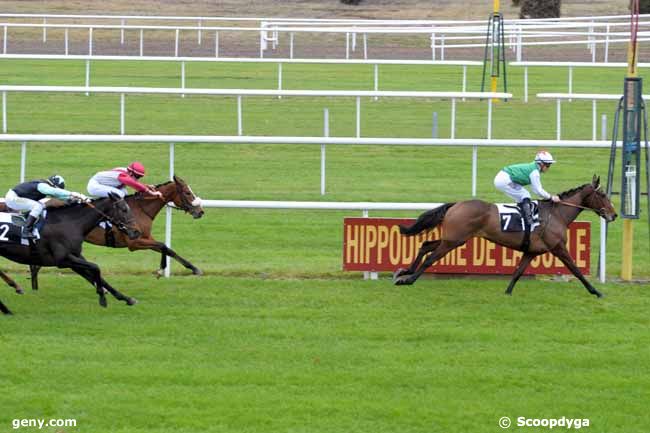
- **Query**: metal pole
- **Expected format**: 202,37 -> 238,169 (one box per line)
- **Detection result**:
462,66 -> 467,100
592,100 -> 597,141
42,18 -> 47,43
568,66 -> 573,101
346,32 -> 350,59
373,64 -> 378,101
197,20 -> 202,45
181,61 -> 185,98
441,35 -> 445,61
599,217 -> 606,283
139,29 -> 144,56
432,112 -> 438,138
120,93 -> 125,135
362,209 -> 371,280
175,29 -> 179,57
524,66 -> 528,103
237,95 -> 242,136
20,141 -> 26,182
277,63 -> 282,99
322,108 -> 328,196
3,25 -> 6,54
88,27 -> 93,56
164,142 -> 174,278
451,98 -> 456,139
64,28 -> 69,55
604,24 -> 610,62
556,99 -> 561,140
215,31 -> 219,57
289,32 -> 294,59
2,91 -> 6,133
356,96 -> 361,138
120,19 -> 125,45
363,33 -> 368,59
85,60 -> 90,96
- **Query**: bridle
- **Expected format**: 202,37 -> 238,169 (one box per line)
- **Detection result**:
174,181 -> 201,214
555,188 -> 610,219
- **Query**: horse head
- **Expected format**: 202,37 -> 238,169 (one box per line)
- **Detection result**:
171,175 -> 204,219
106,192 -> 142,239
583,175 -> 617,223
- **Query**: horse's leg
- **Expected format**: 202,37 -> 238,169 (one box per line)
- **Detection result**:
29,265 -> 41,291
70,267 -> 137,306
393,240 -> 440,281
0,297 -> 12,315
129,238 -> 202,276
550,244 -> 604,298
505,253 -> 535,296
61,255 -> 107,307
394,240 -> 465,285
0,270 -> 23,294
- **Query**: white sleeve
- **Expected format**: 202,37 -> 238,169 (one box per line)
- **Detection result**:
529,170 -> 551,199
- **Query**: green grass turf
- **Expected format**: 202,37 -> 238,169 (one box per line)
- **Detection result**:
0,59 -> 649,432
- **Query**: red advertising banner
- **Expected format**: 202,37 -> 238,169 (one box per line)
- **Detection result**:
343,218 -> 590,275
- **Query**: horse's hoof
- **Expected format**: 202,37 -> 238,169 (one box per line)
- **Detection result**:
126,297 -> 138,306
596,292 -> 605,299
3,310 -> 13,315
155,269 -> 163,279
392,268 -> 408,283
98,296 -> 107,308
192,268 -> 203,276
394,275 -> 414,286
15,287 -> 24,295
504,291 -> 513,296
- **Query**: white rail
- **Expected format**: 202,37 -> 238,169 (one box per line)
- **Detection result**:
511,61 -> 650,102
536,92 -> 644,141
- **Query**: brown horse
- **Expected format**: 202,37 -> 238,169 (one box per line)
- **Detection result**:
0,175 -> 204,292
393,176 -> 617,297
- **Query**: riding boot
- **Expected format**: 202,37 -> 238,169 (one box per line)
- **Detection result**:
520,198 -> 534,230
22,215 -> 38,239
519,198 -> 533,252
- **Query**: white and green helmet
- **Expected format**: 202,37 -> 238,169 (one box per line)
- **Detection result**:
535,150 -> 556,165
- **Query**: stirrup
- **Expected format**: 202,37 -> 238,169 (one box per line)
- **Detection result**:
22,228 -> 36,239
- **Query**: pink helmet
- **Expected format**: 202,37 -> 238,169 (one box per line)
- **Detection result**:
127,161 -> 146,177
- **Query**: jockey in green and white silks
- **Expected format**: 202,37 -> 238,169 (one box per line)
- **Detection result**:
4,175 -> 90,239
494,151 -> 560,228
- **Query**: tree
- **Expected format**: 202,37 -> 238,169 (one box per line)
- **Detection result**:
519,0 -> 561,18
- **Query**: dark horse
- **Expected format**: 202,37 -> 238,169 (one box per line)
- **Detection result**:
3,176 -> 204,292
0,193 -> 141,315
393,176 -> 617,297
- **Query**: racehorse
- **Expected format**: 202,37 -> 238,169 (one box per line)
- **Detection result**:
0,193 -> 141,314
24,175 -> 204,291
393,176 -> 617,297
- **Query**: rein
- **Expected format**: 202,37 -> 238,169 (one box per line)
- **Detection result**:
85,200 -> 131,231
557,200 -> 592,211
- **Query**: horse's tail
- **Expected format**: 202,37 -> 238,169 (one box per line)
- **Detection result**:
399,203 -> 456,236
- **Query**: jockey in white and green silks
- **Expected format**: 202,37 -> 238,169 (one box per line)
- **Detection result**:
494,150 -> 560,228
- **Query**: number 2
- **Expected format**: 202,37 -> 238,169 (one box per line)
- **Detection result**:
0,224 -> 9,241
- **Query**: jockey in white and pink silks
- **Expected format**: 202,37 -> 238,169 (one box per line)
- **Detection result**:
87,162 -> 163,200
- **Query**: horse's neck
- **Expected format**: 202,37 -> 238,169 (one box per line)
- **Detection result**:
132,186 -> 171,218
556,192 -> 585,224
52,203 -> 105,235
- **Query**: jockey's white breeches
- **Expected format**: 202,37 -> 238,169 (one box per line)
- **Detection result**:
87,179 -> 126,198
4,189 -> 44,218
494,170 -> 531,203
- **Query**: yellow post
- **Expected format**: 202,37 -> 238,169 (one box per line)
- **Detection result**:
621,11 -> 639,281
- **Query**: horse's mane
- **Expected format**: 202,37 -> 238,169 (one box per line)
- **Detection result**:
557,183 -> 590,200
125,181 -> 174,200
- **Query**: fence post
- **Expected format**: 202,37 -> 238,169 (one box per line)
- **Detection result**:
237,96 -> 243,136
322,108 -> 328,196
556,99 -> 561,140
120,19 -> 125,45
277,63 -> 282,99
88,27 -> 93,56
215,31 -> 219,57
451,99 -> 456,139
139,29 -> 144,56
64,28 -> 69,55
373,64 -> 378,101
85,60 -> 90,96
181,61 -> 186,98
432,112 -> 438,138
3,25 -> 7,54
175,28 -> 179,57
42,18 -> 47,43
120,93 -> 125,135
2,91 -> 6,133
20,141 -> 26,182
356,96 -> 361,138
165,142 -> 175,278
